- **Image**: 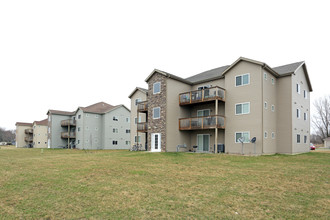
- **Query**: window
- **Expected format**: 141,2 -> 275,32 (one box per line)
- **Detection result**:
113,140 -> 118,145
78,127 -> 80,132
296,83 -> 300,94
86,113 -> 89,117
135,98 -> 141,106
235,132 -> 250,143
235,102 -> 250,115
304,112 -> 307,121
95,115 -> 99,118
197,109 -> 210,117
264,72 -> 267,80
264,102 -> 267,109
272,132 -> 275,139
48,127 -> 50,133
126,129 -> 130,133
235,74 -> 250,86
304,135 -> 307,143
113,128 -> 118,133
45,142 -> 47,144
126,141 -> 130,145
135,136 -> 141,142
153,82 -> 161,94
297,109 -> 300,118
78,115 -> 81,119
113,116 -> 118,121
271,105 -> 275,112
271,78 -> 275,85
38,142 -> 40,144
304,90 -> 307,99
198,85 -> 210,90
135,116 -> 141,124
126,117 -> 130,123
297,134 -> 301,143
264,131 -> 268,138
77,140 -> 80,144
153,107 -> 160,119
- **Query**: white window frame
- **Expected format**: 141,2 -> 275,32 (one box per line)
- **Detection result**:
297,134 -> 301,144
271,78 -> 275,85
297,109 -> 300,119
113,116 -> 118,121
272,132 -> 275,139
135,98 -> 141,106
264,131 -> 268,138
135,136 -> 141,143
235,131 -> 250,143
297,83 -> 300,94
113,140 -> 118,145
264,102 -> 268,109
271,105 -> 275,112
153,107 -> 161,119
235,73 -> 250,87
264,72 -> 267,80
134,116 -> 141,124
304,90 -> 307,99
304,135 -> 307,143
153,82 -> 161,94
304,112 -> 307,121
235,102 -> 250,115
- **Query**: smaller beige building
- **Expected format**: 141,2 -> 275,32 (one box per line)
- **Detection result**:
32,119 -> 48,148
15,122 -> 33,148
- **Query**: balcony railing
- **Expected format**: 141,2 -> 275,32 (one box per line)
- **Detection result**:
137,122 -> 148,133
61,132 -> 76,139
61,119 -> 76,127
24,136 -> 33,142
179,86 -> 225,105
25,128 -> 33,134
179,115 -> 225,130
137,101 -> 148,113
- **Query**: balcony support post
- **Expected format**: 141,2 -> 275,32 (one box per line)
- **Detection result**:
215,99 -> 218,153
68,124 -> 70,149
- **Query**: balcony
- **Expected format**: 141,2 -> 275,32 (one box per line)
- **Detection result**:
179,115 -> 225,130
179,86 -> 225,106
137,122 -> 148,133
137,101 -> 148,113
61,132 -> 76,139
25,128 -> 33,134
24,136 -> 33,142
61,119 -> 76,127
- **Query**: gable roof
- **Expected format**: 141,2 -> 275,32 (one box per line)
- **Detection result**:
185,65 -> 230,84
34,119 -> 48,126
47,109 -> 75,116
145,69 -> 191,84
128,87 -> 148,98
272,61 -> 305,75
15,122 -> 32,126
79,102 -> 115,114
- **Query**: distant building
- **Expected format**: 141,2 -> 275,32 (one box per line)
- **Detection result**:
15,122 -> 33,148
32,119 -> 48,148
324,137 -> 330,149
47,102 -> 131,149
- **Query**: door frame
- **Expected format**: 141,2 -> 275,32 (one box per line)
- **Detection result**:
197,134 -> 210,152
151,133 -> 161,152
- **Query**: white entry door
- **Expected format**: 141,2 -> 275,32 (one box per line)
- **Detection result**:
151,133 -> 161,152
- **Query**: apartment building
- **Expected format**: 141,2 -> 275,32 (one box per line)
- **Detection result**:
15,122 -> 33,148
15,119 -> 48,148
129,57 -> 312,154
47,102 -> 131,150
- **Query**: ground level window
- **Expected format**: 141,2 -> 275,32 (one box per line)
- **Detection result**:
304,135 -> 307,143
113,141 -> 118,145
297,134 -> 301,143
126,141 -> 130,145
135,136 -> 141,143
235,132 -> 250,143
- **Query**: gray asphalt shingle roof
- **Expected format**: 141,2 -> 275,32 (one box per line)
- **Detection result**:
185,65 -> 230,84
272,61 -> 304,75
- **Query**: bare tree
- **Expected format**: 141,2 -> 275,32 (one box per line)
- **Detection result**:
312,95 -> 330,141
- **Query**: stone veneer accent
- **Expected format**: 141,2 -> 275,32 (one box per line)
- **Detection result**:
147,73 -> 167,152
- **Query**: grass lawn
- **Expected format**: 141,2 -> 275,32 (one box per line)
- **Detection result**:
0,146 -> 329,219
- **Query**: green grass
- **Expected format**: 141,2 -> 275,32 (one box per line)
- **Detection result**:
0,146 -> 329,219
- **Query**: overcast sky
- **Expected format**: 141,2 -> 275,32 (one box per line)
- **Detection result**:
1,0 -> 329,130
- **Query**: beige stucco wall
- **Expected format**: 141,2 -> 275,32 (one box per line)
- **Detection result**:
166,78 -> 192,152
224,61 -> 263,154
262,70 -> 277,154
33,123 -> 48,148
291,66 -> 310,153
16,125 -> 32,148
130,90 -> 147,149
